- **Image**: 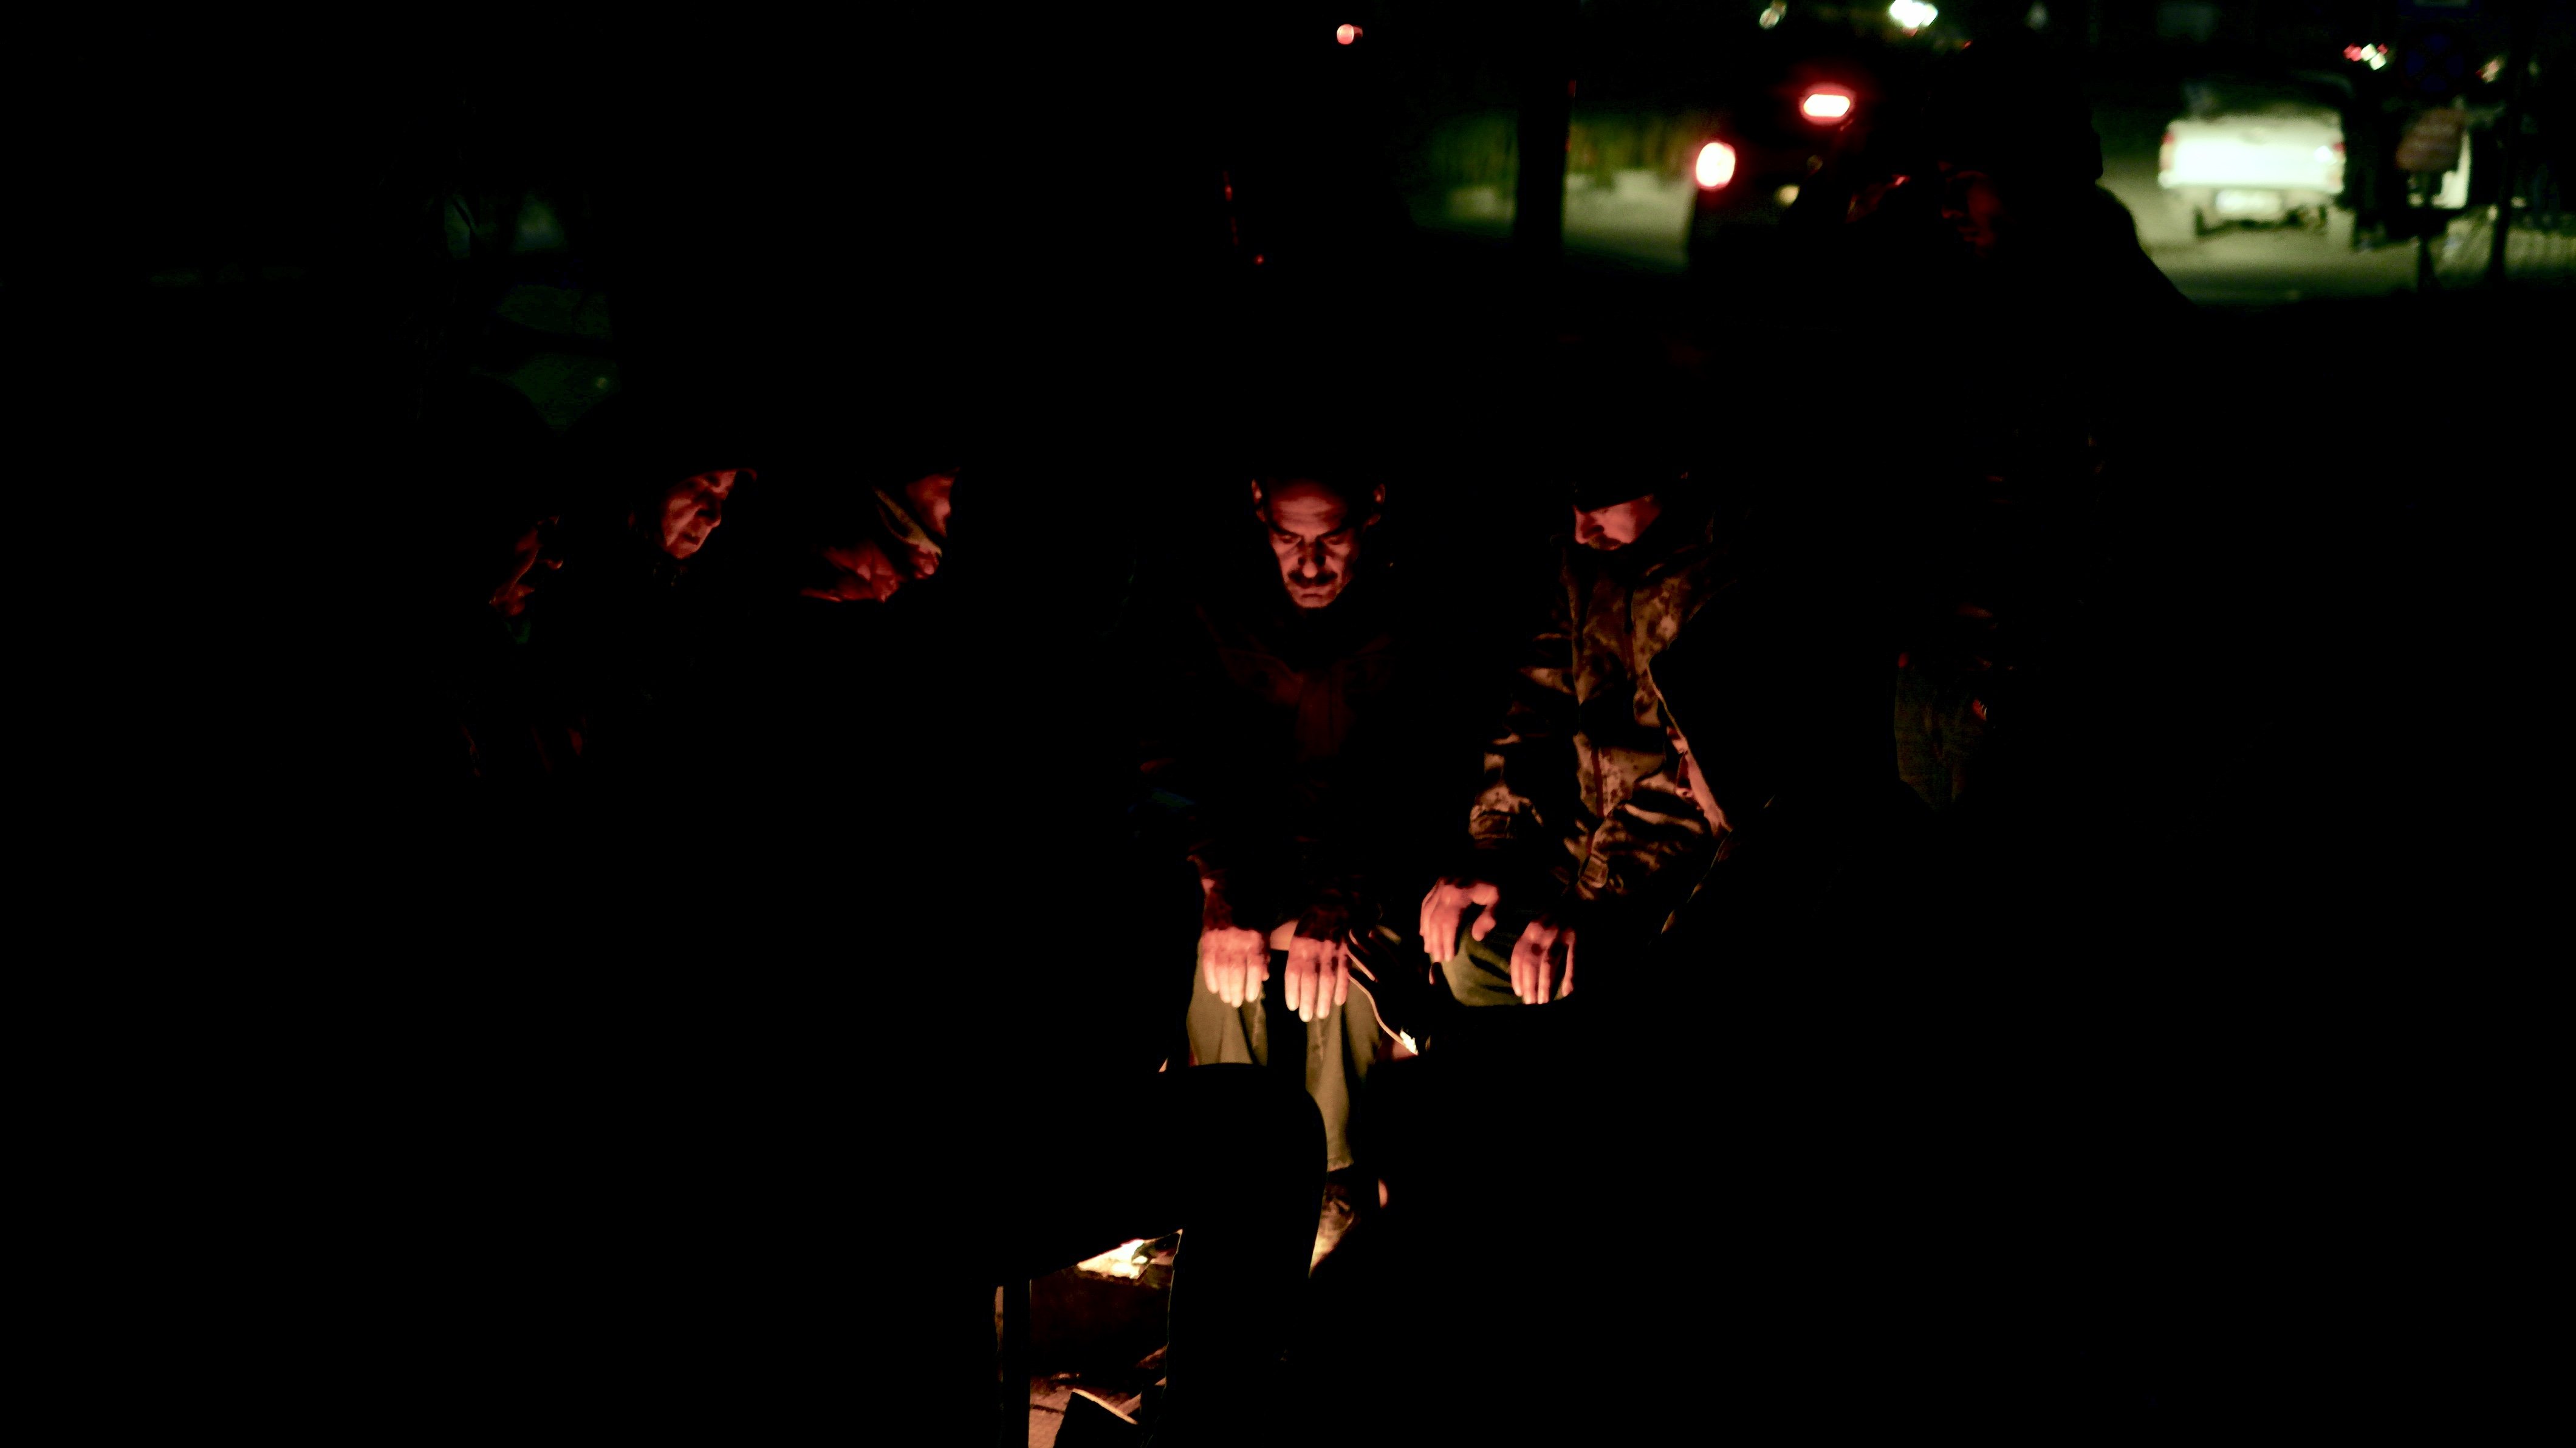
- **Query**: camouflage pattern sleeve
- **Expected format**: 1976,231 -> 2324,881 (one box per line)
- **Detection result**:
1467,557 -> 1580,884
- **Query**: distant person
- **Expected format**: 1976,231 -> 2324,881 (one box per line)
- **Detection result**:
1919,32 -> 2192,440
1899,40 -> 2186,953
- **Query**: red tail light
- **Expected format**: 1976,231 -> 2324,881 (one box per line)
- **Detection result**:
1800,88 -> 1854,123
1696,140 -> 1737,190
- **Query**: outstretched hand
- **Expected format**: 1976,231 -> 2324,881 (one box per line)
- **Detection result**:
1198,883 -> 1270,1008
1507,913 -> 1576,1005
1201,923 -> 1269,1008
1419,876 -> 1502,963
1283,932 -> 1351,1024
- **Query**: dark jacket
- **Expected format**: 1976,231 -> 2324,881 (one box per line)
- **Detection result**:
1641,583 -> 1927,965
1468,493 -> 1734,910
1137,534 -> 1441,937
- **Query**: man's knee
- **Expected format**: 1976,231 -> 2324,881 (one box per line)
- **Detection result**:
1439,932 -> 1522,1008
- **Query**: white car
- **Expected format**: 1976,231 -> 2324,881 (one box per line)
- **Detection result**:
2159,86 -> 2345,237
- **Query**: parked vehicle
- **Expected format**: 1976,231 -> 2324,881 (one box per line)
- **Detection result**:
2159,75 -> 2348,236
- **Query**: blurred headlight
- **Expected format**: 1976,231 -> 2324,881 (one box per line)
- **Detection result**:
1696,141 -> 1738,190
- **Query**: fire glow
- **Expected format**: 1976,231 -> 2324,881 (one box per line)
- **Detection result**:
1075,1239 -> 1151,1279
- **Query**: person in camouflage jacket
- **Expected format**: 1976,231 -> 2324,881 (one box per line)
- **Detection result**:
1420,473 -> 1739,1010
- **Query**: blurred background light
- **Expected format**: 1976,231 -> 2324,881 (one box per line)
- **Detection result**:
1800,89 -> 1853,121
1696,140 -> 1736,189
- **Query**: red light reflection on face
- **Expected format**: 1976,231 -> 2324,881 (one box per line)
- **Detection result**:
895,471 -> 955,579
490,516 -> 564,618
657,468 -> 750,560
807,536 -> 904,603
1572,494 -> 1664,552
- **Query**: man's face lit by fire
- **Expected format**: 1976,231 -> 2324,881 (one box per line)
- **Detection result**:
896,471 -> 956,579
1572,494 -> 1663,552
1256,478 -> 1373,610
654,468 -> 750,561
810,536 -> 905,603
489,516 -> 564,618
